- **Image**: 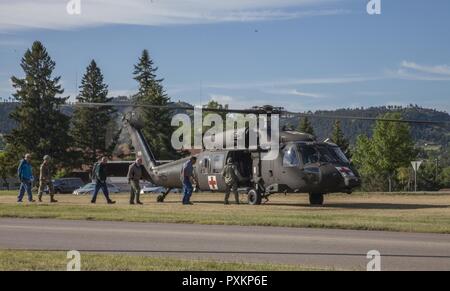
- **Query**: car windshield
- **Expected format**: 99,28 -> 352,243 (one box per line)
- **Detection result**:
81,183 -> 95,189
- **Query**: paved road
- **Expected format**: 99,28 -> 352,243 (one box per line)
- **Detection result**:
0,218 -> 449,270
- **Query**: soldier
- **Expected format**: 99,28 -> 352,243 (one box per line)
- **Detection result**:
91,157 -> 116,204
17,153 -> 35,203
127,157 -> 144,205
221,157 -> 245,205
38,155 -> 57,203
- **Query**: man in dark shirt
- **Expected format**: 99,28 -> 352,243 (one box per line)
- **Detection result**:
91,157 -> 116,204
181,156 -> 197,205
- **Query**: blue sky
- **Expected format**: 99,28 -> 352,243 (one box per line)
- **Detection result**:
0,0 -> 449,112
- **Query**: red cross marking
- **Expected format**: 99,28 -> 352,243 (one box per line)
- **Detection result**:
337,167 -> 354,176
208,176 -> 218,190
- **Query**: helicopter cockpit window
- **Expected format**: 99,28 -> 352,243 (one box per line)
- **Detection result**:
298,145 -> 319,165
331,146 -> 350,164
283,146 -> 300,167
315,145 -> 350,164
316,146 -> 336,163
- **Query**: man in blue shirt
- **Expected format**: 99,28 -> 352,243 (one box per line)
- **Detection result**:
181,156 -> 197,205
17,153 -> 35,203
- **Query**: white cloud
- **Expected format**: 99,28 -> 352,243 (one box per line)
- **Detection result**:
389,61 -> 450,81
0,0 -> 346,31
262,88 -> 325,98
206,75 -> 380,90
401,61 -> 450,76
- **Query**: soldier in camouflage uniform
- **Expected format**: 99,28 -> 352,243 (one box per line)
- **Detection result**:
127,157 -> 144,205
220,157 -> 245,205
38,155 -> 57,203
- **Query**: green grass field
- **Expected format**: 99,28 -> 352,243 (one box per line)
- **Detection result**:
1,190 -> 449,233
0,250 -> 325,271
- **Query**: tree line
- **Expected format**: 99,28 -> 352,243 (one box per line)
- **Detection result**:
297,115 -> 450,191
0,40 -> 448,192
0,41 -> 175,179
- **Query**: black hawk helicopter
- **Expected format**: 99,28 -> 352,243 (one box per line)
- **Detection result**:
77,102 -> 448,206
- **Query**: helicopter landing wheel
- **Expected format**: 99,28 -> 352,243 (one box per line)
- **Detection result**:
247,189 -> 262,205
309,193 -> 324,206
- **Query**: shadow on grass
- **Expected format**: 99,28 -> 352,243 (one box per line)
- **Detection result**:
268,202 -> 449,210
175,200 -> 450,210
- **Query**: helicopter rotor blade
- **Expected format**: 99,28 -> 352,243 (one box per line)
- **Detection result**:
69,102 -> 450,127
282,112 -> 449,126
72,102 -> 266,114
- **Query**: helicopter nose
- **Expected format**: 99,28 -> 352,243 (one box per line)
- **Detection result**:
335,166 -> 360,189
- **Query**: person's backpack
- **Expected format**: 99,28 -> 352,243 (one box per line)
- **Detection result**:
91,162 -> 99,181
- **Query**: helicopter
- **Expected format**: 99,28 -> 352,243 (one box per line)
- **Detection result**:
78,102 -> 448,206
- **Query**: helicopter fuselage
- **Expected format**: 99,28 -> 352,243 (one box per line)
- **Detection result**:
127,117 -> 360,205
149,142 -> 360,195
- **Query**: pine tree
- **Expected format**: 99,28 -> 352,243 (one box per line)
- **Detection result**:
6,41 -> 71,169
331,120 -> 349,153
71,60 -> 118,165
0,134 -> 5,151
133,50 -> 175,159
298,117 -> 315,135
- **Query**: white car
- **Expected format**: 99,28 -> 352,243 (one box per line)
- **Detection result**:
73,183 -> 121,195
140,186 -> 181,195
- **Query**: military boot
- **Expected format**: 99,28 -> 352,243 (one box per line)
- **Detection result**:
38,193 -> 43,202
50,195 -> 58,203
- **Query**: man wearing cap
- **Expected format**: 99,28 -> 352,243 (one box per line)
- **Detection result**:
17,153 -> 35,203
127,157 -> 145,205
220,157 -> 245,205
38,155 -> 57,203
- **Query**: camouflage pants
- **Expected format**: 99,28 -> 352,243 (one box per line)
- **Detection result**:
38,180 -> 54,195
38,180 -> 55,202
130,180 -> 141,203
224,182 -> 239,203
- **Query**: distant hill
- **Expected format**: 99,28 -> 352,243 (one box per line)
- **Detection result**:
283,106 -> 450,147
1,101 -> 448,147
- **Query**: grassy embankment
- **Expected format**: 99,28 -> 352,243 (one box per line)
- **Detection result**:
0,250 -> 329,271
1,191 -> 449,233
